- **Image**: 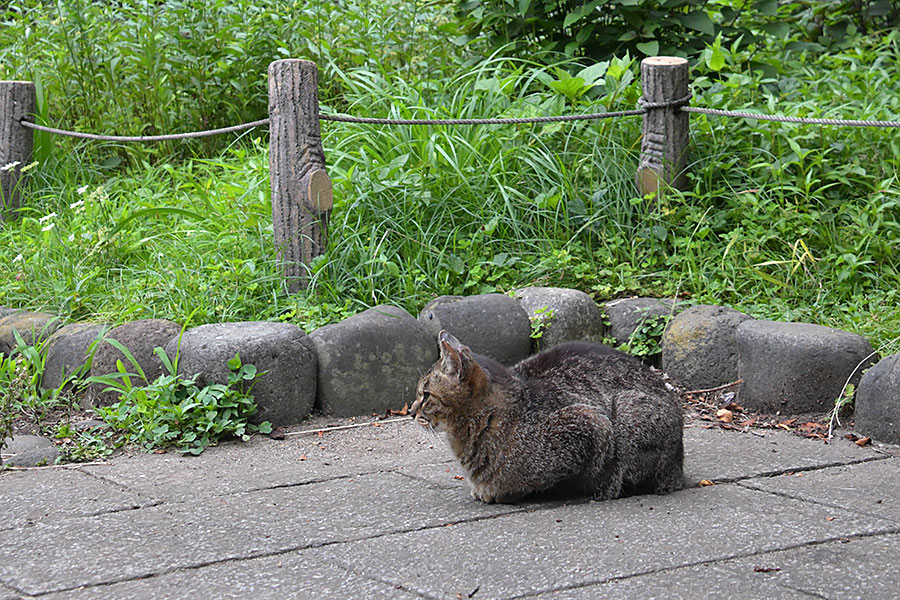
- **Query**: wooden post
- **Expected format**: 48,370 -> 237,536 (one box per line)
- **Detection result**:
636,57 -> 690,195
268,60 -> 333,293
0,81 -> 36,219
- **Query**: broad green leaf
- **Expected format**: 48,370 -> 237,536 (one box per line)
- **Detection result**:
709,47 -> 725,71
550,76 -> 587,101
635,40 -> 659,56
754,0 -> 778,16
576,61 -> 610,87
563,9 -> 584,29
678,11 -> 715,36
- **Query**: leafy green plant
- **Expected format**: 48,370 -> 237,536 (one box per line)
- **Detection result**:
88,341 -> 271,455
0,330 -> 76,454
54,422 -> 114,462
0,354 -> 28,452
529,305 -> 556,340
619,313 -> 671,359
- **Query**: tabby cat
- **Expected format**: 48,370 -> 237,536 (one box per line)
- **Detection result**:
411,330 -> 684,503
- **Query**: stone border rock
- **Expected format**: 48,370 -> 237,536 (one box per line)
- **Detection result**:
2,290 -> 896,450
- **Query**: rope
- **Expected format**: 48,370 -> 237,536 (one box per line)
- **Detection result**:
638,92 -> 693,110
18,118 -> 269,142
318,109 -> 645,125
17,99 -> 900,142
682,106 -> 900,128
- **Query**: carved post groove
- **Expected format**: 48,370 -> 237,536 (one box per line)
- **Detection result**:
636,57 -> 690,195
0,81 -> 36,220
268,60 -> 332,293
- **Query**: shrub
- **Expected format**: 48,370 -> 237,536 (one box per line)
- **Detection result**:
456,0 -> 900,62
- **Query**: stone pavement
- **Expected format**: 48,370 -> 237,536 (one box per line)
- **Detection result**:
1,417 -> 898,600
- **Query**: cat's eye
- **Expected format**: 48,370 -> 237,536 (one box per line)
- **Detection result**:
421,390 -> 430,402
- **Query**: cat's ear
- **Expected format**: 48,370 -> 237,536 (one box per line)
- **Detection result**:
438,330 -> 472,380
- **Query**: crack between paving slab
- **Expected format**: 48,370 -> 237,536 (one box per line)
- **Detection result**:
505,529 -> 900,600
735,478 -> 900,525
21,505 -> 537,598
702,453 -> 891,486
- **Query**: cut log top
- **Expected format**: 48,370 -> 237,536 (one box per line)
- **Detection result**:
642,56 -> 689,67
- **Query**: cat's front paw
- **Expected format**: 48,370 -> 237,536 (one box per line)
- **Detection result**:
470,487 -> 497,504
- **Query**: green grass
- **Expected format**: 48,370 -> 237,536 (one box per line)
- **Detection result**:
0,3 -> 899,360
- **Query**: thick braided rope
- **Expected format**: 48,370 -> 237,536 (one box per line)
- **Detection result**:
682,106 -> 900,128
19,118 -> 270,142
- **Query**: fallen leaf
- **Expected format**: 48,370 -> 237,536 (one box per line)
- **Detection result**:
826,516 -> 836,521
854,436 -> 871,447
716,408 -> 734,423
754,566 -> 781,573
779,418 -> 798,427
698,479 -> 715,487
797,422 -> 825,433
317,431 -> 324,437
298,455 -> 307,461
776,423 -> 792,431
844,433 -> 860,442
453,475 -> 465,480
723,402 -> 743,413
389,403 -> 410,416
372,423 -> 383,428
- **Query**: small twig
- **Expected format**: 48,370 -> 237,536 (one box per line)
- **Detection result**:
283,416 -> 414,437
683,379 -> 744,396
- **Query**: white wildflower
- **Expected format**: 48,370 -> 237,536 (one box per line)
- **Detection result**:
13,253 -> 23,263
41,222 -> 55,232
1,161 -> 21,172
70,199 -> 85,210
68,233 -> 75,242
77,185 -> 89,195
38,212 -> 57,223
81,232 -> 92,240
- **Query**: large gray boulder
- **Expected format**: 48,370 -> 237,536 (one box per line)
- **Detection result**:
855,354 -> 900,444
87,319 -> 181,407
662,305 -> 753,390
0,311 -> 62,354
514,287 -> 604,352
418,294 -> 531,364
736,320 -> 875,414
41,322 -> 109,391
165,322 -> 316,427
311,305 -> 438,417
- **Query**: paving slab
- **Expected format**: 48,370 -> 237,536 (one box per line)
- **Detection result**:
739,457 -> 900,524
309,484 -> 895,600
396,460 -> 468,491
0,583 -> 20,600
533,534 -> 900,600
0,471 -> 520,596
78,418 -> 443,503
682,426 -> 884,485
0,468 -> 146,531
38,550 -> 425,600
